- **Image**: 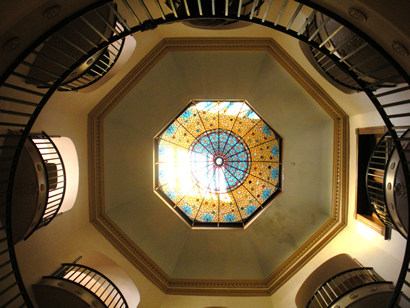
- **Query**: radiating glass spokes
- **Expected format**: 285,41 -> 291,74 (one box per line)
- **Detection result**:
155,100 -> 282,227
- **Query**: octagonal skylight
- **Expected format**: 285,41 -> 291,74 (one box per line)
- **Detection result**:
154,100 -> 282,229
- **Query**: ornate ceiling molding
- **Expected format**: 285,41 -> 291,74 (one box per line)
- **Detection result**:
88,37 -> 349,295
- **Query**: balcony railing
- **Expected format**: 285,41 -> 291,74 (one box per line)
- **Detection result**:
367,131 -> 409,239
22,132 -> 66,239
303,12 -> 402,93
306,267 -> 393,308
0,0 -> 408,306
22,3 -> 126,92
56,34 -> 126,92
43,262 -> 128,308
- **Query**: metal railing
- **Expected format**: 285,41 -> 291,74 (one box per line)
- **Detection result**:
366,131 -> 409,240
306,267 -> 392,308
44,263 -> 128,308
304,12 -> 401,92
0,1 -> 123,306
22,3 -> 126,92
0,0 -> 408,306
22,132 -> 66,240
62,35 -> 126,91
366,133 -> 396,228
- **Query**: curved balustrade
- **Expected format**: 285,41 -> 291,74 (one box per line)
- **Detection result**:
302,11 -> 401,92
0,0 -> 408,306
367,131 -> 409,239
25,3 -> 126,92
306,267 -> 393,308
5,131 -> 67,243
164,0 -> 265,29
366,132 -> 396,229
59,35 -> 126,92
40,263 -> 128,308
57,25 -> 126,91
24,132 -> 66,239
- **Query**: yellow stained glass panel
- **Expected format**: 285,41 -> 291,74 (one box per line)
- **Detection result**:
154,100 -> 282,228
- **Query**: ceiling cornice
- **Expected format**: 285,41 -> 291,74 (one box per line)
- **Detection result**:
88,37 -> 349,296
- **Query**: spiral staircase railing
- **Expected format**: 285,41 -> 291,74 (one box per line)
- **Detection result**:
0,0 -> 408,306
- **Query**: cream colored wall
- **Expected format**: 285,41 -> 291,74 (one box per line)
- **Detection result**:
159,221 -> 405,308
0,0 -> 100,75
269,226 -> 405,307
8,1 -> 408,308
311,0 -> 410,75
265,109 -> 407,307
158,222 -> 405,308
104,48 -> 334,280
262,3 -> 409,302
155,22 -> 374,117
16,32 -> 407,308
13,30 -> 167,308
16,223 -> 165,308
152,90 -> 409,308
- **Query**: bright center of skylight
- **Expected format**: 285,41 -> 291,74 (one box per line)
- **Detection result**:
214,157 -> 224,166
189,128 -> 251,194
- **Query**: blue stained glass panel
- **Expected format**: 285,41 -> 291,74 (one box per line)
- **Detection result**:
155,100 -> 281,227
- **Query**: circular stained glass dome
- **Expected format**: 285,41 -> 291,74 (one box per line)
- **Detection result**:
154,100 -> 282,228
190,129 -> 251,193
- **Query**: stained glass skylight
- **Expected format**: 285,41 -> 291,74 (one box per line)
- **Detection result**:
154,100 -> 282,228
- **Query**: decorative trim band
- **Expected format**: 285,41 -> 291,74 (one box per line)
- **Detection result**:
88,37 -> 349,295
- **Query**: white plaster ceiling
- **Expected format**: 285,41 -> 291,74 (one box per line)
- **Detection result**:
103,50 -> 334,279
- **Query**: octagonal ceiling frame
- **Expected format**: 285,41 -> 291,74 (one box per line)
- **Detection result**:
88,37 -> 349,296
153,98 -> 283,230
